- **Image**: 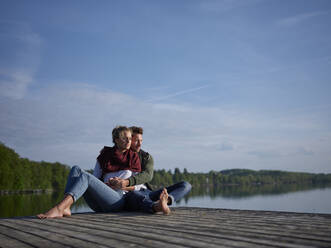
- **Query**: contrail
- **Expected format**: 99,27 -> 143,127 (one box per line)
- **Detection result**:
147,85 -> 209,102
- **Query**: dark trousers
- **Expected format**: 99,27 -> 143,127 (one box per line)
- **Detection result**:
124,181 -> 192,213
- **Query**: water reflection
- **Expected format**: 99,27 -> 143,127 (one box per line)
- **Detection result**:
188,183 -> 331,199
0,191 -> 87,218
1,183 -> 330,218
176,186 -> 331,214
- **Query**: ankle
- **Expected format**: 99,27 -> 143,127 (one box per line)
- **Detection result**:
152,202 -> 160,213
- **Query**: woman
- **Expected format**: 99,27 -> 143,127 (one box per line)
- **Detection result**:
37,126 -> 145,218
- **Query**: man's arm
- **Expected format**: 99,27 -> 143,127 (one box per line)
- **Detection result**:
127,154 -> 154,186
121,186 -> 135,191
106,181 -> 135,191
109,153 -> 154,189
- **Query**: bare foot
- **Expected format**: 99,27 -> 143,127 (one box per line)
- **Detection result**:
63,207 -> 71,217
154,188 -> 171,215
37,205 -> 65,219
37,194 -> 73,219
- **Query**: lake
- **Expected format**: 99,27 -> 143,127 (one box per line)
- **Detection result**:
1,184 -> 331,218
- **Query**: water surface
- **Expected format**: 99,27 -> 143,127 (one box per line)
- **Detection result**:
1,184 -> 330,218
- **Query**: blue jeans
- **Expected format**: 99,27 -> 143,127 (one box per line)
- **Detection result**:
65,166 -> 125,212
124,181 -> 192,213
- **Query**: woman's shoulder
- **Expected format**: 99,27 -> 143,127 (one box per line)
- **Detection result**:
99,146 -> 115,154
97,146 -> 115,161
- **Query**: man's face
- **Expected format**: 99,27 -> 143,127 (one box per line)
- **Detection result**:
131,133 -> 143,152
116,130 -> 132,151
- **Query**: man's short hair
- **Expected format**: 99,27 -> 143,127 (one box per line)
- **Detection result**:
129,126 -> 143,135
112,126 -> 130,144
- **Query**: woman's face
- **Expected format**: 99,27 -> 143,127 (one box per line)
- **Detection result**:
115,130 -> 132,151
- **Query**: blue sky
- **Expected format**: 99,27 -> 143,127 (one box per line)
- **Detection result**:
1,0 -> 331,173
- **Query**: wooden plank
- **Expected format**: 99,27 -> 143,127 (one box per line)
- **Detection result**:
0,232 -> 34,248
2,219 -> 132,248
0,207 -> 330,248
0,223 -> 67,248
23,217 -> 230,248
57,217 -> 292,248
49,209 -> 330,247
68,211 -> 330,247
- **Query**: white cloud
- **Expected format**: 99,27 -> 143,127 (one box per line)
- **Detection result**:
147,85 -> 209,102
197,0 -> 261,13
0,21 -> 42,99
0,69 -> 33,99
1,82 -> 331,173
276,11 -> 329,27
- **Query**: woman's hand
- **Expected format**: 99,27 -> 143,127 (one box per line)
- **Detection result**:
108,177 -> 129,189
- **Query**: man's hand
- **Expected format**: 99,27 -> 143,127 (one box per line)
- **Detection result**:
108,177 -> 129,190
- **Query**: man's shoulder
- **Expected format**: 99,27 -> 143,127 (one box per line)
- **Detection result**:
139,149 -> 153,160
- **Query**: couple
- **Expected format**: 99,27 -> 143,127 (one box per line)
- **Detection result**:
37,126 -> 191,218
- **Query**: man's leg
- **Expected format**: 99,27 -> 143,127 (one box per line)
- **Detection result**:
151,188 -> 171,215
124,189 -> 170,214
124,190 -> 154,213
149,181 -> 192,205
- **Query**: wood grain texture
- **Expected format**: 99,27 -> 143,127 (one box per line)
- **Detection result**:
1,207 -> 330,248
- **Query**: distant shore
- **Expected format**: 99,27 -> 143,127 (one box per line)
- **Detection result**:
0,189 -> 54,195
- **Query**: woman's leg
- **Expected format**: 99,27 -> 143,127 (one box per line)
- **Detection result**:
37,165 -> 124,218
66,165 -> 125,212
82,179 -> 125,212
38,165 -> 86,219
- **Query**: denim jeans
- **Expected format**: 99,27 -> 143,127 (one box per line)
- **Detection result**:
64,166 -> 125,212
124,181 -> 192,213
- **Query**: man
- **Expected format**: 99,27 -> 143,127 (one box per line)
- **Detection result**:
111,126 -> 192,214
109,126 -> 154,190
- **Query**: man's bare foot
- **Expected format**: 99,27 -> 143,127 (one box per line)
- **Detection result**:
153,188 -> 171,215
37,205 -> 65,219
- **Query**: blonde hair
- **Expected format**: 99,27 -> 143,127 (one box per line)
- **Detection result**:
112,126 -> 131,144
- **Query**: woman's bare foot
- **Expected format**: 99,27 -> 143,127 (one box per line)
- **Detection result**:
37,194 -> 73,219
153,188 -> 171,215
63,207 -> 72,217
37,205 -> 64,219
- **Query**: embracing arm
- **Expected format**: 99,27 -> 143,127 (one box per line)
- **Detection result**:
106,180 -> 135,191
127,154 -> 154,186
109,153 -> 154,189
121,186 -> 136,191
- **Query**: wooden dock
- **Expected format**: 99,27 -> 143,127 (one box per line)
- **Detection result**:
1,207 -> 331,247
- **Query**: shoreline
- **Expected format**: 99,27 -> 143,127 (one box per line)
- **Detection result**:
0,189 -> 54,195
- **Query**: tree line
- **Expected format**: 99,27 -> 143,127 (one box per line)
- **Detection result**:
0,143 -> 70,191
1,143 -> 331,191
150,168 -> 331,187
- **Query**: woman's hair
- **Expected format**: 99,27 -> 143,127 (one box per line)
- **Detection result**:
129,126 -> 143,135
112,126 -> 131,144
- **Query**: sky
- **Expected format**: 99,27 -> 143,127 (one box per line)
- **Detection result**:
1,0 -> 331,173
